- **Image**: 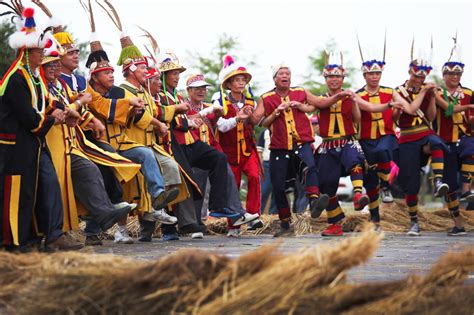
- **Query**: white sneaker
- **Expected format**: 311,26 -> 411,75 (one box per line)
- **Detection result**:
191,232 -> 204,239
381,188 -> 393,203
361,206 -> 370,215
232,213 -> 259,227
142,209 -> 178,224
227,229 -> 240,238
114,202 -> 137,211
114,229 -> 134,244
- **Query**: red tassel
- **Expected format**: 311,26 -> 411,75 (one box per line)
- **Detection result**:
23,7 -> 35,18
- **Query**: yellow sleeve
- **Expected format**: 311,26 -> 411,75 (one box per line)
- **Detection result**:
86,84 -> 133,126
134,111 -> 154,130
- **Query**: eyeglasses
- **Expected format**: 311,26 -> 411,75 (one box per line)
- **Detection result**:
192,86 -> 208,91
445,72 -> 462,77
44,61 -> 60,68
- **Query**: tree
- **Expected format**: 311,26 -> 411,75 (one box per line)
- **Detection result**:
0,20 -> 16,77
186,33 -> 258,101
302,39 -> 356,95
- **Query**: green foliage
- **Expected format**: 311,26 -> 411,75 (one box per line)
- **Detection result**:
187,33 -> 258,101
0,20 -> 17,77
302,39 -> 357,96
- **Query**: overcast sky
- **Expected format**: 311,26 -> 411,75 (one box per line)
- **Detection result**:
26,0 -> 473,94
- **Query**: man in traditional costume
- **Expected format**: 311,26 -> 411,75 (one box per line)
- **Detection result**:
355,35 -> 411,226
184,74 -> 261,236
1,6 -> 91,251
251,63 -> 348,236
394,42 -> 450,236
433,37 -> 474,236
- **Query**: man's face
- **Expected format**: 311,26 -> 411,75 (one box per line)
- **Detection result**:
60,50 -> 79,71
165,70 -> 181,89
42,60 -> 60,82
273,68 -> 291,89
187,86 -> 207,102
132,63 -> 148,85
227,74 -> 247,93
325,75 -> 344,90
408,71 -> 426,89
364,71 -> 382,88
93,69 -> 115,90
27,48 -> 44,68
148,76 -> 162,95
443,71 -> 462,88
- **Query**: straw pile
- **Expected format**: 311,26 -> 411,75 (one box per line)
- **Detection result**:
0,229 -> 472,314
92,201 -> 474,239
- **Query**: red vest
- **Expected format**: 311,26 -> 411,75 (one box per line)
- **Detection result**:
436,86 -> 473,143
158,89 -> 198,148
318,94 -> 356,139
261,87 -> 314,150
357,86 -> 395,140
216,97 -> 256,165
396,83 -> 434,144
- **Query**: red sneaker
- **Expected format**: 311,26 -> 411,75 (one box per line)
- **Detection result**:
353,192 -> 369,211
321,224 -> 343,237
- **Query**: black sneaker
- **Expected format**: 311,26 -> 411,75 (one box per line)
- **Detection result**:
152,187 -> 180,210
85,235 -> 103,246
459,191 -> 474,203
310,194 -> 329,219
273,225 -> 294,237
447,226 -> 466,236
433,179 -> 449,198
99,205 -> 133,232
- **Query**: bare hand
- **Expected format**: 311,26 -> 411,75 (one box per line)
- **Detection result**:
174,102 -> 190,114
276,102 -> 289,112
78,93 -> 92,105
192,118 -> 204,128
236,109 -> 250,121
64,108 -> 82,127
338,90 -> 353,99
390,101 -> 405,110
129,97 -> 144,109
154,121 -> 168,136
51,109 -> 66,125
90,117 -> 106,139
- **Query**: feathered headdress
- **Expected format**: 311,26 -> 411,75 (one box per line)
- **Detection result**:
357,31 -> 386,73
137,26 -> 162,80
0,1 -> 53,95
96,0 -> 146,71
216,54 -> 253,115
323,50 -> 345,77
442,33 -> 464,74
80,0 -> 113,75
408,36 -> 433,76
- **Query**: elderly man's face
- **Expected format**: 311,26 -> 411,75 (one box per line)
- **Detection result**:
274,68 -> 291,89
227,74 -> 247,93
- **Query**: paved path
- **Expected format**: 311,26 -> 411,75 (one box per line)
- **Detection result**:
92,232 -> 474,282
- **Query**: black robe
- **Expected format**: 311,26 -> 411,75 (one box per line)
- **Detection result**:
0,70 -> 55,247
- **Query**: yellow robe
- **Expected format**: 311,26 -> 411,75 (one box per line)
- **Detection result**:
45,81 -> 140,231
119,82 -> 192,208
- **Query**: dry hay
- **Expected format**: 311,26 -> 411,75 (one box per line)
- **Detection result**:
0,229 -> 473,314
70,202 -> 474,241
206,201 -> 474,236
